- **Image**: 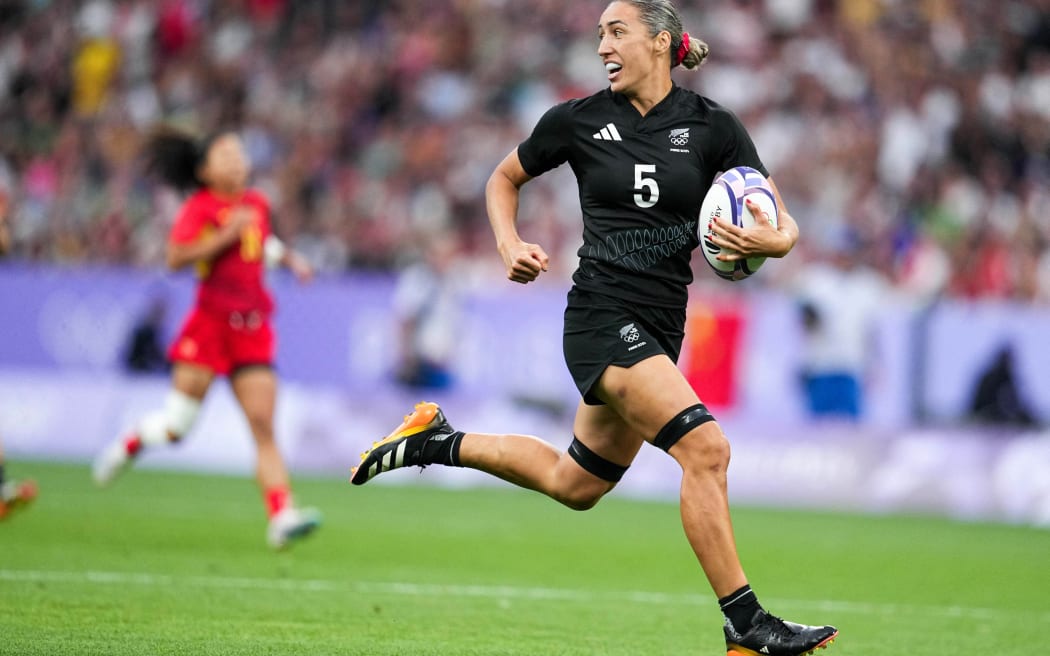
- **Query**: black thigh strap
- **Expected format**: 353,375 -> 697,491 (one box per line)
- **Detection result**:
652,403 -> 716,452
568,436 -> 629,483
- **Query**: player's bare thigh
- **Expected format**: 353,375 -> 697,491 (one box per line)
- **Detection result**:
571,354 -> 704,469
594,354 -> 708,446
571,400 -> 646,467
171,362 -> 216,400
229,366 -> 277,436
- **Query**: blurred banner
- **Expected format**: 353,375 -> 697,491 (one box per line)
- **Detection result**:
2,264 -> 1049,426
0,369 -> 1047,527
679,298 -> 745,410
1,265 -> 1049,525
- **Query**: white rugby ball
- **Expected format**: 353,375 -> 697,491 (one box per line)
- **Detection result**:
698,166 -> 778,281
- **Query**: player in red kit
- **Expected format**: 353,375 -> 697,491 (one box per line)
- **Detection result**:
93,127 -> 321,550
0,202 -> 38,521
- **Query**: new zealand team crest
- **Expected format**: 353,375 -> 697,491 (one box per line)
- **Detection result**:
668,128 -> 690,146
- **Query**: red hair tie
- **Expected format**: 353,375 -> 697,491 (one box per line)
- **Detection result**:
675,32 -> 690,67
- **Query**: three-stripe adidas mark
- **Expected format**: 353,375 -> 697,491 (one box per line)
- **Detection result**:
592,123 -> 622,141
368,440 -> 408,479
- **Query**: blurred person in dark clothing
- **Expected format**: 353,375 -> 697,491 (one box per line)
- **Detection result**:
392,233 -> 463,390
969,345 -> 1038,427
123,297 -> 171,374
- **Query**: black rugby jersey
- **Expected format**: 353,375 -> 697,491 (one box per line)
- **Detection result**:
518,84 -> 767,308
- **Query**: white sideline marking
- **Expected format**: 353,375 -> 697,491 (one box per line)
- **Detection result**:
0,569 -> 1038,623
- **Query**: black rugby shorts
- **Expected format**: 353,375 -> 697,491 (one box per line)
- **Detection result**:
562,287 -> 686,405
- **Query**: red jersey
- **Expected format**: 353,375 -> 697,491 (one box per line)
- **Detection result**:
169,188 -> 274,316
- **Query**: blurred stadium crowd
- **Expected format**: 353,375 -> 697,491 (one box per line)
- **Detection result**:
0,0 -> 1049,301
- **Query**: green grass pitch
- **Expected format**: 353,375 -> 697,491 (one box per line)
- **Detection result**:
1,461 -> 1048,655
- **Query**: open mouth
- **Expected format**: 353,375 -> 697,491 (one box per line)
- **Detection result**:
605,62 -> 622,80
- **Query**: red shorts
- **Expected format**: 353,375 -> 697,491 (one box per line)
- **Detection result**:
168,307 -> 275,376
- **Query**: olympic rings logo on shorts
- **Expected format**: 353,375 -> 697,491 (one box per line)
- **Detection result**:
229,311 -> 263,330
619,323 -> 641,343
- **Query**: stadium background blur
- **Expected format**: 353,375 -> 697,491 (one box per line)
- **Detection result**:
0,0 -> 1049,526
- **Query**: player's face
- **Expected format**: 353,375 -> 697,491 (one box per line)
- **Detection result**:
199,133 -> 249,193
597,2 -> 664,95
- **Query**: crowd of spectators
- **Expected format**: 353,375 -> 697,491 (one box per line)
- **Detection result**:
0,0 -> 1048,302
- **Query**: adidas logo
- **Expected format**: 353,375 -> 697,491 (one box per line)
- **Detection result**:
592,123 -> 623,141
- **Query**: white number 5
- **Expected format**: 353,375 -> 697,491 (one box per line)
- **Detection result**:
633,164 -> 659,208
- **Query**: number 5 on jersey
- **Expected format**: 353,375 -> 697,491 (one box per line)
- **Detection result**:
633,164 -> 659,208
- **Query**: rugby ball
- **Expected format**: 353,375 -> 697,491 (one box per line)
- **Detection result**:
699,166 -> 778,281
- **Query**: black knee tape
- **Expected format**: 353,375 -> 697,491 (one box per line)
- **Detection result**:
568,436 -> 628,483
653,403 -> 715,453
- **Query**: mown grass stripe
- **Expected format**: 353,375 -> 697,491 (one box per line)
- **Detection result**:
3,568 -> 1042,623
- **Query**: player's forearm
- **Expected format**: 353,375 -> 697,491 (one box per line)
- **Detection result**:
487,168 -> 531,253
772,210 -> 799,257
767,177 -> 799,257
265,240 -> 299,270
0,210 -> 10,255
487,150 -> 537,251
166,228 -> 241,270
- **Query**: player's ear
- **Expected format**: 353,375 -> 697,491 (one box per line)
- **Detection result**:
654,30 -> 672,57
195,159 -> 210,187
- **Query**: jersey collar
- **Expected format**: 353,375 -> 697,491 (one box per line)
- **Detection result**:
608,83 -> 686,121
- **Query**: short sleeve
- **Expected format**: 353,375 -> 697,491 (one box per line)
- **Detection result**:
711,107 -> 769,178
169,194 -> 208,244
517,101 -> 573,177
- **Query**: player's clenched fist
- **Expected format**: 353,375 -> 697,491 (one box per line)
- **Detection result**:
500,240 -> 549,284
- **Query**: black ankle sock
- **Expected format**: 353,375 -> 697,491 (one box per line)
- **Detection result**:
0,462 -> 6,487
421,431 -> 465,467
719,584 -> 763,635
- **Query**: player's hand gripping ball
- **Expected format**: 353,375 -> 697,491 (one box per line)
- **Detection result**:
699,166 -> 779,281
